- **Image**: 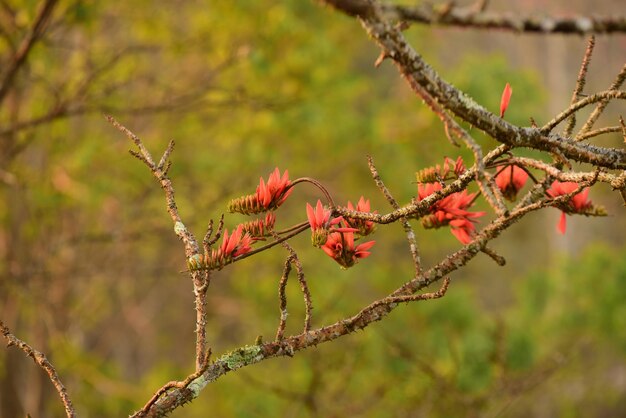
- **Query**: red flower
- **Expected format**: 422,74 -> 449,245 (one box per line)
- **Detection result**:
228,167 -> 293,214
500,83 -> 512,118
321,231 -> 375,269
306,200 -> 349,246
547,181 -> 593,234
257,167 -> 292,209
203,225 -> 253,270
239,212 -> 276,239
495,165 -> 528,201
345,196 -> 376,237
307,200 -> 333,230
418,182 -> 486,244
416,156 -> 466,183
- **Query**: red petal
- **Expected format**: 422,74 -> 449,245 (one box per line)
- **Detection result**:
557,212 -> 567,234
356,251 -> 371,259
321,245 -> 336,258
220,229 -> 230,253
225,226 -> 242,254
315,200 -> 326,226
451,227 -> 472,244
358,196 -> 369,211
356,240 -> 376,252
500,83 -> 512,118
306,202 -> 316,228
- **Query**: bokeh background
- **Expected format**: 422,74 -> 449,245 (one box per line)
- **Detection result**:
1,0 -> 625,417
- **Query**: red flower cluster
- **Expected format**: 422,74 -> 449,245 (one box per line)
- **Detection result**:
204,225 -> 254,270
306,197 -> 376,268
228,167 -> 292,214
321,231 -> 375,269
257,168 -> 292,209
306,200 -> 351,247
239,212 -> 276,240
495,165 -> 528,201
415,156 -> 465,183
418,182 -> 486,244
547,181 -> 593,234
344,196 -> 376,237
187,224 -> 254,271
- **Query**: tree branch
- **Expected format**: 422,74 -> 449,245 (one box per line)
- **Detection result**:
0,320 -> 76,418
0,0 -> 58,106
322,0 -> 626,34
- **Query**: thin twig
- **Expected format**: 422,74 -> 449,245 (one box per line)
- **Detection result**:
577,63 -> 626,138
367,155 -> 422,274
107,115 -> 157,169
192,270 -> 211,371
541,89 -> 626,134
505,156 -> 618,186
274,236 -> 313,332
0,0 -> 58,106
575,125 -> 622,141
0,320 -> 76,418
107,116 -> 210,370
157,139 -> 175,171
203,215 -> 225,253
563,35 -> 595,137
275,257 -> 292,341
291,177 -> 336,208
369,277 -> 451,310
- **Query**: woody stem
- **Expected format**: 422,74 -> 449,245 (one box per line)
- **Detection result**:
291,177 -> 337,208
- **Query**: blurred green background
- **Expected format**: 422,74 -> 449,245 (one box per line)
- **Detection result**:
1,0 -> 625,417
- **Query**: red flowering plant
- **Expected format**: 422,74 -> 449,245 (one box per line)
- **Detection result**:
220,166 -> 379,271
417,181 -> 486,244
495,165 -> 528,201
239,212 -> 277,240
306,199 -> 356,247
321,230 -> 376,269
187,224 -> 254,271
415,157 -> 486,244
228,167 -> 293,214
344,196 -> 377,237
415,156 -> 465,184
99,13 -> 626,415
305,197 -> 377,267
547,181 -> 607,234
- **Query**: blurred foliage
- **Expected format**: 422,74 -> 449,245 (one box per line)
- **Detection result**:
0,0 -> 625,417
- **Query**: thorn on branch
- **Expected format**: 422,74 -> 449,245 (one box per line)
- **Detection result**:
128,149 -> 151,167
481,246 -> 506,266
204,215 -> 225,253
374,51 -> 391,68
158,139 -> 175,171
163,160 -> 172,176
